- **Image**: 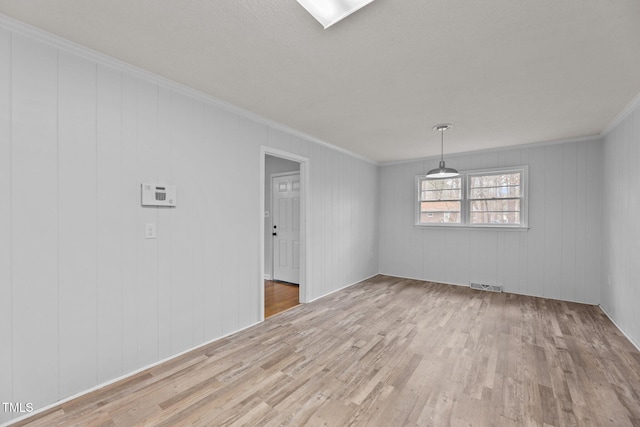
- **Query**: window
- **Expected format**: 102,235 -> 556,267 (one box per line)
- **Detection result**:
416,166 -> 528,228
468,170 -> 523,225
417,176 -> 462,224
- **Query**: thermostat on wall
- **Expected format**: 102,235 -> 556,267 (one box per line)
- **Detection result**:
141,183 -> 176,207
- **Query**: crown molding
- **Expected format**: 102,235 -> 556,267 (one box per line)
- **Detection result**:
0,13 -> 377,166
600,90 -> 640,137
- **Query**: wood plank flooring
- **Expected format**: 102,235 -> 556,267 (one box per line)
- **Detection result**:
12,275 -> 640,426
264,280 -> 299,318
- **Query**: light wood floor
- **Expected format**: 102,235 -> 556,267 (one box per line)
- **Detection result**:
264,280 -> 299,318
12,275 -> 640,426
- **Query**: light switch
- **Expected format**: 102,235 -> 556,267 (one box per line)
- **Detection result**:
264,211 -> 270,218
145,223 -> 157,239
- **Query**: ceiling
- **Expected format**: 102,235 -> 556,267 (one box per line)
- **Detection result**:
0,0 -> 639,163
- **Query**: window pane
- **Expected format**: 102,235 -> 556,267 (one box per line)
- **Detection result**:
469,172 -> 520,189
421,201 -> 461,212
470,212 -> 520,224
470,199 -> 521,224
420,212 -> 461,224
421,177 -> 461,191
420,201 -> 461,224
421,189 -> 462,201
469,185 -> 520,199
469,172 -> 521,200
420,177 -> 462,202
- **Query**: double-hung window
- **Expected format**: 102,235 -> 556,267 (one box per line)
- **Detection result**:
416,176 -> 462,225
416,166 -> 528,228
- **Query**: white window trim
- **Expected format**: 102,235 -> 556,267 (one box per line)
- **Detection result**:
415,165 -> 529,230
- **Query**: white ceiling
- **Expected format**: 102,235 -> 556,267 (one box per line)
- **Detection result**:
1,0 -> 639,163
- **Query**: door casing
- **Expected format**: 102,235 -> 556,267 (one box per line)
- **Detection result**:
259,146 -> 310,321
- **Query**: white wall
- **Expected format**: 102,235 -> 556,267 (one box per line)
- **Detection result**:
264,155 -> 300,279
378,139 -> 603,304
0,21 -> 378,424
602,99 -> 640,348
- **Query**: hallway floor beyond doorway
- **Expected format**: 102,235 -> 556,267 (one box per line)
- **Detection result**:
265,280 -> 299,318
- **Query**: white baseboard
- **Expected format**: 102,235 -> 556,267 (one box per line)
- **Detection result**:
308,273 -> 380,303
599,305 -> 640,353
376,272 -> 468,288
264,274 -> 272,280
377,272 -> 599,305
0,320 -> 262,427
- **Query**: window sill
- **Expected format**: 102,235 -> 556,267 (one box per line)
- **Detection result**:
414,224 -> 530,231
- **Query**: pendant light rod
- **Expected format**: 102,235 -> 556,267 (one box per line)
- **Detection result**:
440,126 -> 444,163
426,123 -> 458,178
433,123 -> 452,166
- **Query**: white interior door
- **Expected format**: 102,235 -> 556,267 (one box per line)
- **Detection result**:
272,173 -> 300,284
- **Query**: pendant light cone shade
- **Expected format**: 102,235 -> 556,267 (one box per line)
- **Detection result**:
296,0 -> 376,29
426,123 -> 459,178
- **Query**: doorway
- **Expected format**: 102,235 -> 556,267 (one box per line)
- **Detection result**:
260,147 -> 310,320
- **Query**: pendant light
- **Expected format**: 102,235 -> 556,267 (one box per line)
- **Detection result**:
426,123 -> 459,178
296,0 -> 376,29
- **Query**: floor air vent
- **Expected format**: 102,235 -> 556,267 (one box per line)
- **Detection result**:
470,282 -> 503,293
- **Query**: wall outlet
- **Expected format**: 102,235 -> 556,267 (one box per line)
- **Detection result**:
145,223 -> 157,239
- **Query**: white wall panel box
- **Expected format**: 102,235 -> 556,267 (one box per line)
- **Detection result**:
141,183 -> 176,207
